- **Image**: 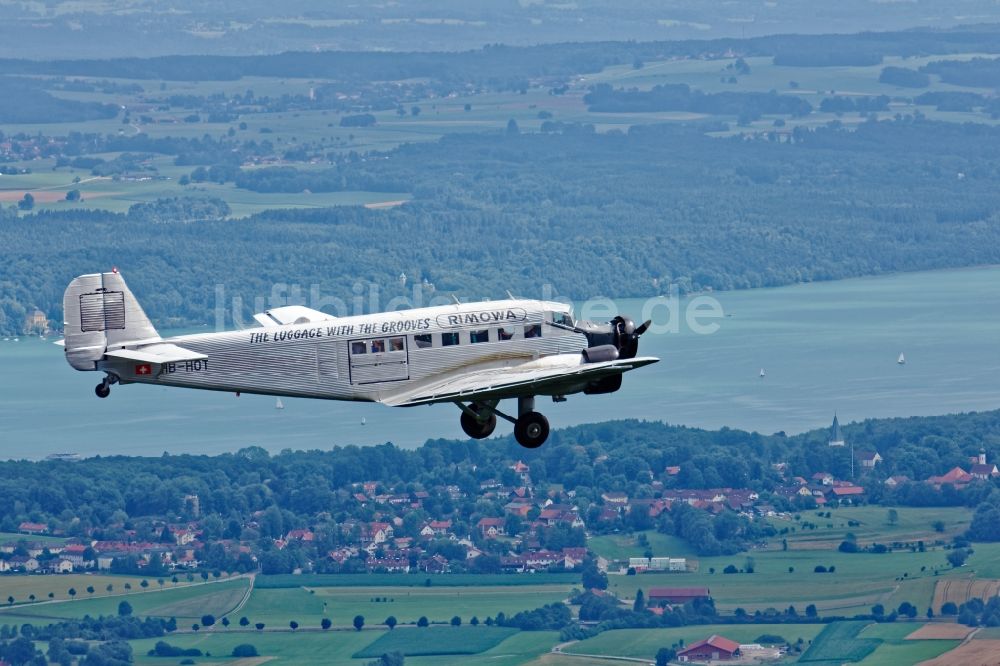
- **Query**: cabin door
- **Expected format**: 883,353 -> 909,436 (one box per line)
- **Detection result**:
348,335 -> 409,385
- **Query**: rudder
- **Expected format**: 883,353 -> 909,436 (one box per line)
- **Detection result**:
63,270 -> 159,370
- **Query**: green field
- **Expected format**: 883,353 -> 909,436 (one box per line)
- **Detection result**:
5,51 -> 1000,220
239,584 -> 573,628
0,577 -> 249,625
353,626 -> 518,657
0,531 -> 68,545
130,628 -> 559,665
603,536 -> 1000,616
771,506 -> 972,548
857,640 -> 959,666
800,621 -> 880,662
131,628 -> 376,665
256,573 -> 579,588
568,624 -> 826,660
855,622 -> 959,665
0,573 -> 175,605
588,530 -> 697,561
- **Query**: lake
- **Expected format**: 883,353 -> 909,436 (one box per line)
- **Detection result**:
2,266 -> 999,459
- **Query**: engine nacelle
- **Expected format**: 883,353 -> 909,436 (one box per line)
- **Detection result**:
582,344 -> 619,363
584,374 -> 623,395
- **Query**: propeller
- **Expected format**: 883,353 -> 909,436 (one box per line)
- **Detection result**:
611,316 -> 652,359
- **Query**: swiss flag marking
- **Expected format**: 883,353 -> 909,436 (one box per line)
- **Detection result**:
135,363 -> 152,376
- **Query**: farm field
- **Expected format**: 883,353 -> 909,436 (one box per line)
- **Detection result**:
589,530 -> 697,561
933,577 -> 1000,610
0,531 -> 67,545
5,50 -> 1000,219
769,506 -> 972,549
353,625 -> 518,657
856,639 -> 960,666
0,576 -> 249,624
0,573 -> 156,605
130,628 -> 376,665
608,546 -> 971,615
799,621 -> 880,662
567,624 -> 825,660
256,573 -> 579,588
130,628 -> 559,665
917,639 -> 1000,666
239,584 -> 574,628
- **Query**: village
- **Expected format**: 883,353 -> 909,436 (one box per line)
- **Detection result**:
3,415 -> 996,583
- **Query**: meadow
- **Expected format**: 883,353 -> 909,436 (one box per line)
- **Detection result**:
799,621 -> 880,662
769,506 -> 972,548
128,628 -> 559,665
0,576 -> 249,625
856,622 -> 959,666
0,573 -> 157,605
353,625 -> 519,657
238,583 -> 573,628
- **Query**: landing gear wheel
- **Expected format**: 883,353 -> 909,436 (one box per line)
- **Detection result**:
514,411 -> 549,449
461,407 -> 497,439
95,383 -> 110,398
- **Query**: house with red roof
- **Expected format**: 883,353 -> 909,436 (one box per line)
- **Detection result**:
477,517 -> 506,539
285,529 -> 315,542
648,587 -> 710,605
928,467 -> 973,488
18,522 -> 48,535
677,634 -> 741,662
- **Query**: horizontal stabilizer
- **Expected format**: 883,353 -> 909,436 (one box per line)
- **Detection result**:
105,343 -> 207,364
253,305 -> 336,328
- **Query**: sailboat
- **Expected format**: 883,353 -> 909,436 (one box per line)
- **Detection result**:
275,398 -> 284,410
361,416 -> 367,426
897,353 -> 906,365
759,368 -> 766,378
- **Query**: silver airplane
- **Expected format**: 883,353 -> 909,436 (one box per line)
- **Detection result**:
62,270 -> 658,448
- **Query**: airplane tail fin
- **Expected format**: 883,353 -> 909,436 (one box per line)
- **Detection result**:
63,270 -> 160,370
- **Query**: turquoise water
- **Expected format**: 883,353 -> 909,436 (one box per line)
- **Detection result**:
2,266 -> 1000,459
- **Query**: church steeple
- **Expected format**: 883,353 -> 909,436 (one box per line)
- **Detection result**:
829,413 -> 845,447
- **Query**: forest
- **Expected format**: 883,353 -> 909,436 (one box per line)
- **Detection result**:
5,115 -> 1000,333
1,26 -> 999,89
582,83 -> 813,119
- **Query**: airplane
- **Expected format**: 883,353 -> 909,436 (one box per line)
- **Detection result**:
61,270 -> 658,448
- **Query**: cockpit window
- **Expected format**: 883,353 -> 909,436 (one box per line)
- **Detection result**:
549,311 -> 574,328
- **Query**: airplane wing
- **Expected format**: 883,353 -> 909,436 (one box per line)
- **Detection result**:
104,343 -> 207,364
381,355 -> 658,407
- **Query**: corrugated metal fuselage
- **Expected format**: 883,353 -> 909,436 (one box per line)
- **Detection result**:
99,300 -> 588,403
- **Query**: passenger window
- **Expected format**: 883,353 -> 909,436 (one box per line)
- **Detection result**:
470,329 -> 490,343
525,324 -> 542,339
351,341 -> 366,355
498,327 -> 515,341
414,334 -> 432,349
442,332 -> 460,346
388,337 -> 404,352
371,339 -> 385,353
